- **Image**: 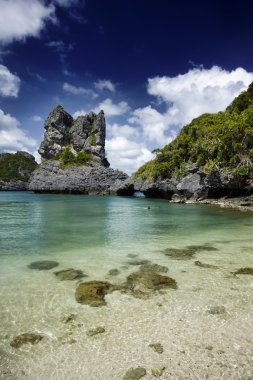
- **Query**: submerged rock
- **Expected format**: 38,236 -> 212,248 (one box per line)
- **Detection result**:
87,326 -> 105,337
207,306 -> 226,315
233,267 -> 253,275
149,342 -> 164,354
140,263 -> 168,273
75,281 -> 119,307
60,313 -> 77,324
54,268 -> 86,280
164,247 -> 196,260
151,366 -> 166,377
194,261 -> 218,269
10,333 -> 43,348
164,244 -> 218,260
108,269 -> 120,276
187,244 -> 218,252
128,259 -> 151,266
124,270 -> 177,299
28,260 -> 59,270
123,367 -> 147,380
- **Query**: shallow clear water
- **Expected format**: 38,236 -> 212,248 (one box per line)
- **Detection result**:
0,192 -> 253,379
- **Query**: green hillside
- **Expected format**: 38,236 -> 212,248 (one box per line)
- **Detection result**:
0,152 -> 38,182
135,83 -> 253,181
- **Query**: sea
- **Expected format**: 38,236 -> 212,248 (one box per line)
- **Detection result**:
0,191 -> 252,379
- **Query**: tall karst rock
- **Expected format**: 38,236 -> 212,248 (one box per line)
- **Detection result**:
38,105 -> 109,167
29,106 -> 134,195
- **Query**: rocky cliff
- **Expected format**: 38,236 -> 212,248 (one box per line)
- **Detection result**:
29,106 -> 134,195
38,105 -> 109,167
132,83 -> 253,201
0,151 -> 38,190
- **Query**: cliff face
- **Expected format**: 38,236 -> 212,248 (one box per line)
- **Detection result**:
0,151 -> 38,190
132,83 -> 253,200
38,105 -> 109,167
29,106 -> 134,195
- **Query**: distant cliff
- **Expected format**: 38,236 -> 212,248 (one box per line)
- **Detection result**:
29,106 -> 133,195
0,151 -> 38,190
132,83 -> 253,200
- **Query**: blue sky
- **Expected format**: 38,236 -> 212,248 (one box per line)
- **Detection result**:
0,0 -> 253,174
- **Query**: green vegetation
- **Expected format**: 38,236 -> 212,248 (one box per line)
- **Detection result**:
85,124 -> 94,132
0,152 -> 38,182
135,83 -> 253,181
54,146 -> 93,168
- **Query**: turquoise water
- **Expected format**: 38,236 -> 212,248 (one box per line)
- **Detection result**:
0,192 -> 253,379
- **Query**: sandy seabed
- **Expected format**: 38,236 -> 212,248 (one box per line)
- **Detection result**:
0,243 -> 253,380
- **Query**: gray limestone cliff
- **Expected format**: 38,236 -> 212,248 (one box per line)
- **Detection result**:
38,105 -> 109,167
29,105 -> 134,195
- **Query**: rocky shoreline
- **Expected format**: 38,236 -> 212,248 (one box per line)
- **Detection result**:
180,195 -> 253,212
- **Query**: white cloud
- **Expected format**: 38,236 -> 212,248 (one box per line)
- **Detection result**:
0,109 -> 37,152
94,98 -> 129,117
147,66 -> 253,127
106,121 -> 153,174
0,0 -> 55,44
107,122 -> 139,139
32,115 -> 43,122
106,136 -> 154,174
0,64 -> 20,97
94,79 -> 115,92
63,82 -> 98,98
129,105 -> 173,145
32,148 -> 41,164
73,109 -> 87,118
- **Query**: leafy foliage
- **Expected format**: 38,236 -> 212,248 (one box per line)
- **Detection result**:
54,147 -> 93,168
0,152 -> 38,182
135,83 -> 253,181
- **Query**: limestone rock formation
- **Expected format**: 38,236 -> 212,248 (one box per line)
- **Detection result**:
38,105 -> 109,166
29,105 -> 134,194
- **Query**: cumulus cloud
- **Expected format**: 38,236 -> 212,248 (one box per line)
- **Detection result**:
147,66 -> 253,127
32,115 -> 43,122
106,135 -> 154,174
129,105 -> 173,145
0,64 -> 20,97
94,79 -> 116,92
63,82 -> 98,98
94,98 -> 129,117
73,109 -> 87,118
0,0 -> 82,45
105,121 -> 153,174
0,109 -> 37,152
0,0 -> 55,44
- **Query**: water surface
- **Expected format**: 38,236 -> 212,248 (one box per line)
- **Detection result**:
0,192 -> 253,379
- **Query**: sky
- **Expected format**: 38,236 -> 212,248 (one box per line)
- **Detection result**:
0,0 -> 253,174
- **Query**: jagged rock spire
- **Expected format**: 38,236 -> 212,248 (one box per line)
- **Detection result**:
38,105 -> 109,167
